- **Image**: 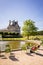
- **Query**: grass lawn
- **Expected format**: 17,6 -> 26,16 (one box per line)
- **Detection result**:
0,37 -> 26,41
29,35 -> 43,40
0,35 -> 43,41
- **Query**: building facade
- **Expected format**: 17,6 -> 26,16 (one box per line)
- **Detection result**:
7,20 -> 20,34
0,20 -> 20,38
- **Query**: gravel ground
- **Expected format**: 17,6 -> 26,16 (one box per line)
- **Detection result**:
0,46 -> 43,65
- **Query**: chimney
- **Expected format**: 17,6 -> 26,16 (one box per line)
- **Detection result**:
9,20 -> 11,26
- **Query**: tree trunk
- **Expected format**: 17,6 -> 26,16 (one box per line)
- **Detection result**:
27,36 -> 29,40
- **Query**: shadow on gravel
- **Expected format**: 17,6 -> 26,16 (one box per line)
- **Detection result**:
26,51 -> 43,57
35,52 -> 43,57
26,53 -> 33,56
0,55 -> 7,59
9,56 -> 19,61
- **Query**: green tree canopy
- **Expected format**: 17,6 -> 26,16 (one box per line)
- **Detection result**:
22,19 -> 38,39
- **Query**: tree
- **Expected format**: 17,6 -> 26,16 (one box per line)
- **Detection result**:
22,19 -> 38,39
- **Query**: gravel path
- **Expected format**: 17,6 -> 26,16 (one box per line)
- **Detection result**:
0,46 -> 43,65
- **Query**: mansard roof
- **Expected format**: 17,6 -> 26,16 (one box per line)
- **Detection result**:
0,20 -> 20,33
7,20 -> 20,30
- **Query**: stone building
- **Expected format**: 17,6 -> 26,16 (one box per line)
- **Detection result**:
0,20 -> 20,38
0,20 -> 20,33
7,20 -> 20,34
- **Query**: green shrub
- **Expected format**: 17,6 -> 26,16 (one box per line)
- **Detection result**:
34,37 -> 40,40
25,42 -> 38,48
41,40 -> 43,46
21,44 -> 26,50
5,48 -> 11,53
5,45 -> 11,53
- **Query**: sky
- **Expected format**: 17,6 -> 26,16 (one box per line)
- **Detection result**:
0,0 -> 43,31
